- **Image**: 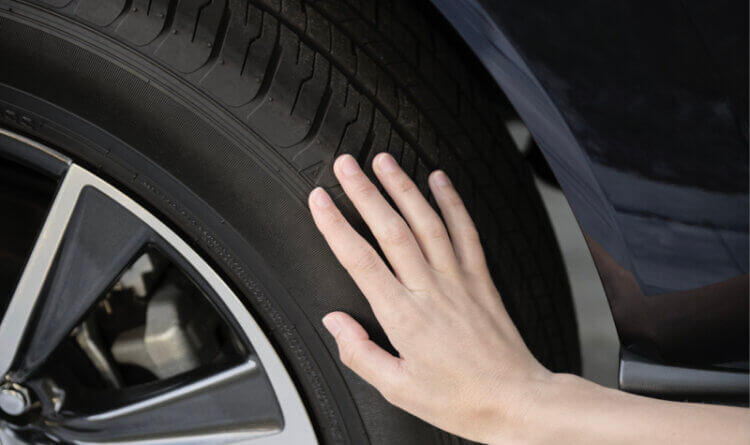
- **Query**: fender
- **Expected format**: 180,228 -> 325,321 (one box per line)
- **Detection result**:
428,0 -> 748,399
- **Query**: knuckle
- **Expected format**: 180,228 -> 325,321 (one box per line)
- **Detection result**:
390,309 -> 415,331
351,178 -> 377,198
445,190 -> 465,208
376,219 -> 412,245
323,207 -> 345,225
463,260 -> 490,279
380,377 -> 405,405
464,251 -> 488,270
461,227 -> 481,244
394,177 -> 417,195
338,341 -> 359,368
380,386 -> 398,405
349,247 -> 381,273
448,197 -> 465,209
420,221 -> 448,242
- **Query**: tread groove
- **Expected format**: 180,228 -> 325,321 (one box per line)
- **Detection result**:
191,1 -> 211,42
290,49 -> 317,114
239,11 -> 265,75
245,21 -> 282,114
288,82 -> 333,150
333,100 -> 361,158
356,106 -> 377,165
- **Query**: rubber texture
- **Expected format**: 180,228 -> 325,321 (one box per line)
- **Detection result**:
0,0 -> 580,443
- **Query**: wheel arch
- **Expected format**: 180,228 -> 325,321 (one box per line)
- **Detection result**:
425,0 -> 632,300
426,0 -> 749,403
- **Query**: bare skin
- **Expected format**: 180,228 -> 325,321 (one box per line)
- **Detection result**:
308,153 -> 749,444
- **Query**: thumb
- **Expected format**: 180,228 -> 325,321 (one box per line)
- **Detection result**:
322,311 -> 405,399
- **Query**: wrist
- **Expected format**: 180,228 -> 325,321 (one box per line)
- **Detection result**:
485,372 -> 599,445
486,369 -> 750,445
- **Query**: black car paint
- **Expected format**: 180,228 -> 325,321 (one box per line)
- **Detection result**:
428,0 -> 748,386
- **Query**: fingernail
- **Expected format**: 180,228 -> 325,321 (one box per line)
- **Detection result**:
322,314 -> 342,336
376,153 -> 398,173
337,155 -> 360,177
431,170 -> 451,187
311,187 -> 332,208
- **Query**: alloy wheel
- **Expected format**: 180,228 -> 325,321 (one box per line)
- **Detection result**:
0,129 -> 317,444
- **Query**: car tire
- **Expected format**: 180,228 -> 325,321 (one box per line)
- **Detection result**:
0,0 -> 580,442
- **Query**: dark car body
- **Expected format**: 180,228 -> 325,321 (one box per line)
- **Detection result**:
428,0 -> 749,402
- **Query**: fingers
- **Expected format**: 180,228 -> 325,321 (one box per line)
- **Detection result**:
322,311 -> 405,399
333,155 -> 431,287
428,171 -> 487,272
372,153 -> 458,272
309,187 -> 406,316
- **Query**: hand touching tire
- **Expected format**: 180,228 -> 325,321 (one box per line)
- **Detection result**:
308,154 -> 750,445
308,153 -> 549,443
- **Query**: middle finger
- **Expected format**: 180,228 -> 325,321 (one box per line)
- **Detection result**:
372,153 -> 458,273
334,154 -> 431,287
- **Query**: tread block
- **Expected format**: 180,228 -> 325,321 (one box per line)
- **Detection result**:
201,0 -> 265,106
372,67 -> 398,119
155,0 -> 226,73
74,0 -> 126,27
279,0 -> 307,31
304,7 -> 332,53
312,0 -> 358,22
246,28 -> 327,147
338,89 -> 374,158
254,0 -> 280,12
115,0 -> 169,46
288,52 -> 331,139
329,26 -> 356,74
290,70 -> 360,185
370,111 -> 393,156
30,0 -> 72,7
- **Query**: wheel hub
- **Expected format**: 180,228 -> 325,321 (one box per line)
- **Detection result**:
0,383 -> 30,416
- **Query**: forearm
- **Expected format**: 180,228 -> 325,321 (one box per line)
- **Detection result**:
495,373 -> 750,445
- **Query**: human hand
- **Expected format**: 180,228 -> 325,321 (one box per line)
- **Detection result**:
308,153 -> 552,443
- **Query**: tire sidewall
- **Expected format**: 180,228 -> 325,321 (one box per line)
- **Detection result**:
0,16 -> 394,445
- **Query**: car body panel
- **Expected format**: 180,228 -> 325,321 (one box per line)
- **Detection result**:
428,0 -> 748,374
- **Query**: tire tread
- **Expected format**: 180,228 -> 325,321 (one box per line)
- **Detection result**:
17,0 -> 580,439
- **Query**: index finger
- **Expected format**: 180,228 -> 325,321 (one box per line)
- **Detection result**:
308,187 -> 407,316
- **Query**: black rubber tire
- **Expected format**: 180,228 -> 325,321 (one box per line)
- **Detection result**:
0,0 -> 580,443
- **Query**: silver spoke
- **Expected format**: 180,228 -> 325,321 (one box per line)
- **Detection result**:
52,360 -> 284,444
11,183 -> 153,380
0,132 -> 317,444
0,169 -> 84,378
68,164 -> 318,444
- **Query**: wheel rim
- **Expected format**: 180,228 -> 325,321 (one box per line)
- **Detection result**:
0,129 -> 317,444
